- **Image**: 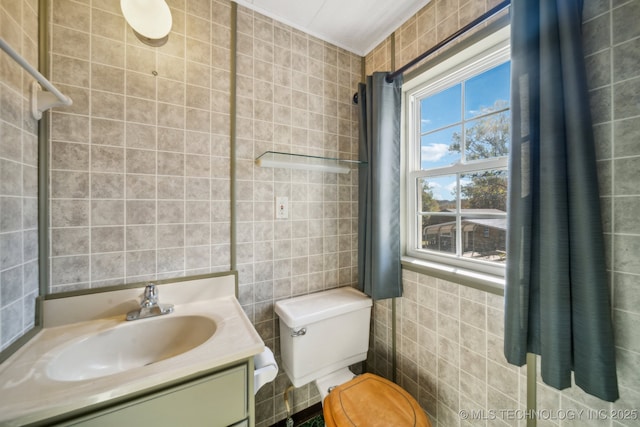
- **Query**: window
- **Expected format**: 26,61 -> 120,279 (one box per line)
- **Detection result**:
404,29 -> 510,277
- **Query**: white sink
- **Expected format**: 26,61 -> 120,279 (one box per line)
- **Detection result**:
0,274 -> 265,426
46,315 -> 217,382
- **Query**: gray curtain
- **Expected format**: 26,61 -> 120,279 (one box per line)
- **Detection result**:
357,72 -> 403,300
504,0 -> 618,401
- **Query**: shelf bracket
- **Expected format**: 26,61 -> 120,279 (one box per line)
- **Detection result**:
31,82 -> 73,120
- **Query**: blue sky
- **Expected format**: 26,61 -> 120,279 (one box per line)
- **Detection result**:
419,61 -> 510,200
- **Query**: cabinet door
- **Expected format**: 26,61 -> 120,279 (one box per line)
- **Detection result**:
69,365 -> 248,427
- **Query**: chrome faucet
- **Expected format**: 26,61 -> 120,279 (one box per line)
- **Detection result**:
126,283 -> 174,321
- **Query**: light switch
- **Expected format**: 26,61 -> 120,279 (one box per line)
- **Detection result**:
276,196 -> 288,219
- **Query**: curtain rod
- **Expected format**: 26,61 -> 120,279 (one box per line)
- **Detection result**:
386,0 -> 511,83
353,0 -> 511,103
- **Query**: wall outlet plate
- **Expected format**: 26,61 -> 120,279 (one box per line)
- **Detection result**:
276,196 -> 288,219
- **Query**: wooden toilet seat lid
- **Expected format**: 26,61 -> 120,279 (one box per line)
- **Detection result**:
323,373 -> 431,427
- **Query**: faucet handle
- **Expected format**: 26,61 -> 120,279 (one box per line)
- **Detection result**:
142,283 -> 158,307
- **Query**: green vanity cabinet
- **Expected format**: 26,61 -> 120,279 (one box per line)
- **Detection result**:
59,362 -> 251,427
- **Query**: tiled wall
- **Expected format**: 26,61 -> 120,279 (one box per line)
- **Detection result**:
15,0 -> 636,425
0,0 -> 39,351
536,1 -> 640,426
233,7 -> 361,425
366,3 -> 526,425
365,0 -> 640,426
399,271 -> 526,427
48,0 -> 233,291
48,1 -> 360,425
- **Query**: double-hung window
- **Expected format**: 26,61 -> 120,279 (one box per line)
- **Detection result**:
404,28 -> 511,277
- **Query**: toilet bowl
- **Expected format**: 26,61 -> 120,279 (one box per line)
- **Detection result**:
274,287 -> 431,426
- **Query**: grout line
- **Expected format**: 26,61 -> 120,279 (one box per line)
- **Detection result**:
183,4 -> 188,277
87,0 -> 94,288
122,1 -> 130,285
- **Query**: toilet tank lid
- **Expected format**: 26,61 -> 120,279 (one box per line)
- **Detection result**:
275,287 -> 372,328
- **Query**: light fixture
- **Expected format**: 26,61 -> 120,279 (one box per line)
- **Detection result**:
120,0 -> 172,47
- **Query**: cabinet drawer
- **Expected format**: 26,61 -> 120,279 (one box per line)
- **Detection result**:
69,365 -> 248,427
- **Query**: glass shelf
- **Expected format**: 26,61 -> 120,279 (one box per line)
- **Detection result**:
255,151 -> 365,174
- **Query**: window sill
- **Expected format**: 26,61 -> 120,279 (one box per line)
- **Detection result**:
401,256 -> 505,296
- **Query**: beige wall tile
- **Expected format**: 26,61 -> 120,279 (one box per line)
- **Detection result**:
52,25 -> 90,60
91,8 -> 124,41
362,1 -> 640,426
40,0 -> 640,425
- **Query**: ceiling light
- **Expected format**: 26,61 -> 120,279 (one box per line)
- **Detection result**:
121,0 -> 173,47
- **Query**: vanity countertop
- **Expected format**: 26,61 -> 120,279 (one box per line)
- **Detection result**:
0,273 -> 264,426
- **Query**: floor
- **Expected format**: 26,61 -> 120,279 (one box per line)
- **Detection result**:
269,403 -> 323,427
298,414 -> 324,427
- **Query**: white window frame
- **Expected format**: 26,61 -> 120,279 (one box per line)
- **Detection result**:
402,26 -> 511,279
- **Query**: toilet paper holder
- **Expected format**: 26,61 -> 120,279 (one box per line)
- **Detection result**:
253,347 -> 278,394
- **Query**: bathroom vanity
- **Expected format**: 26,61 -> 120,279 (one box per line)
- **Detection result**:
59,362 -> 251,426
0,273 -> 263,427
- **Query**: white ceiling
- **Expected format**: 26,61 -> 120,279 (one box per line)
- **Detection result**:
232,0 -> 431,56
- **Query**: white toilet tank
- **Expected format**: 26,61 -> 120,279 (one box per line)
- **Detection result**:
275,287 -> 372,388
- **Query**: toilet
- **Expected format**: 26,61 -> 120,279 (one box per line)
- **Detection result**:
275,287 -> 431,427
